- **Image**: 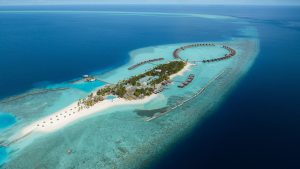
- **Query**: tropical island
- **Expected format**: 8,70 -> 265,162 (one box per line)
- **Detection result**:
0,8 -> 261,169
80,61 -> 185,108
14,60 -> 188,134
8,42 -> 242,136
1,37 -> 260,169
3,41 -> 248,148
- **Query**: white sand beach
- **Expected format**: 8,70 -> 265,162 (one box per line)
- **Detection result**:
19,95 -> 157,135
15,63 -> 191,140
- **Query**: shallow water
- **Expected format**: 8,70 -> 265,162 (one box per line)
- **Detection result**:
152,6 -> 300,169
0,113 -> 16,130
0,112 -> 14,166
0,7 -> 260,169
0,8 -> 242,100
0,147 -> 6,166
1,38 -> 259,168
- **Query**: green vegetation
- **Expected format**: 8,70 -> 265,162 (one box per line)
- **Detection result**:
125,61 -> 185,88
134,88 -> 154,97
97,86 -> 112,96
81,61 -> 186,107
114,85 -> 126,98
82,93 -> 104,107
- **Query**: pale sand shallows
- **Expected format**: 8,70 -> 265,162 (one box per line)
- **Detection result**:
15,63 -> 191,139
19,95 -> 157,135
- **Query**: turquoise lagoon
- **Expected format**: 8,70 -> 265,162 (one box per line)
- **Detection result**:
0,112 -> 16,130
0,11 -> 259,169
1,38 -> 259,169
0,112 -> 16,166
0,147 -> 6,167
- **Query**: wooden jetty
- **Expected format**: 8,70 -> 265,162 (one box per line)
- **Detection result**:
128,58 -> 164,70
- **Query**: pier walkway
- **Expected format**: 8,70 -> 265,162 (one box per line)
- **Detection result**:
173,43 -> 236,63
95,78 -> 115,85
173,43 -> 215,60
128,58 -> 164,70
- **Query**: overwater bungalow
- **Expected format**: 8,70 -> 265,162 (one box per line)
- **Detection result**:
178,84 -> 185,88
174,43 -> 234,64
183,82 -> 189,85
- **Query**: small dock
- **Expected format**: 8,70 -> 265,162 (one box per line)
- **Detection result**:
71,75 -> 114,85
82,75 -> 96,82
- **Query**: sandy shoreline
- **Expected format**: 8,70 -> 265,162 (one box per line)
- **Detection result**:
3,39 -> 260,169
19,95 -> 157,134
15,63 -> 191,140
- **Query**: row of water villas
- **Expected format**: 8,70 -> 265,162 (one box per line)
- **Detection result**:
173,43 -> 216,59
202,45 -> 236,63
178,74 -> 195,88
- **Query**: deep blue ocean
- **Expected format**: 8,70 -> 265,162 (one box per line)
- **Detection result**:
0,5 -> 299,169
0,6 -> 241,99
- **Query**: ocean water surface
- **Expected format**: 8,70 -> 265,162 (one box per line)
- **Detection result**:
0,8 -> 241,99
0,147 -> 6,167
0,112 -> 15,166
0,113 -> 16,130
150,6 -> 300,169
0,5 -> 298,169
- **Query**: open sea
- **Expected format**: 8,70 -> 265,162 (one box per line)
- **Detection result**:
0,5 -> 299,169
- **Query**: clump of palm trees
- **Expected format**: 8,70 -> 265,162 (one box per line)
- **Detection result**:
80,60 -> 186,107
